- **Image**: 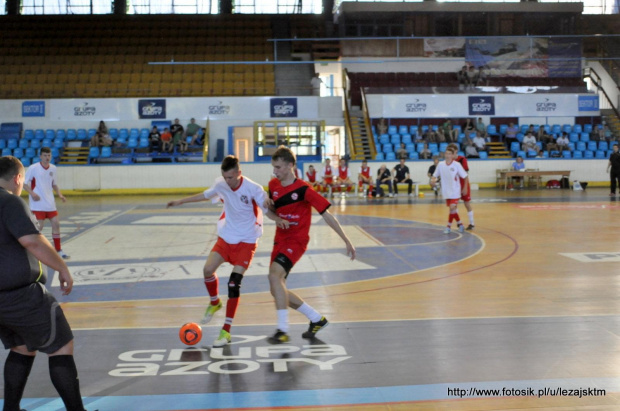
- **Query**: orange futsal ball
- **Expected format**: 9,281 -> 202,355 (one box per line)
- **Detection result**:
179,322 -> 202,345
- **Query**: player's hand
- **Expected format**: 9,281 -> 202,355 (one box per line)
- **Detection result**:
57,270 -> 74,295
59,194 -> 66,203
31,193 -> 41,201
166,200 -> 181,208
276,218 -> 290,229
345,241 -> 356,261
264,198 -> 275,211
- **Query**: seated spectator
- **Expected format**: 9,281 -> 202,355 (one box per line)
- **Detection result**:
511,156 -> 526,189
335,158 -> 355,193
375,164 -> 393,198
170,118 -> 184,143
358,160 -> 373,195
522,132 -> 539,153
473,133 -> 487,152
600,125 -> 613,141
149,126 -> 161,151
435,127 -> 447,143
185,118 -> 201,145
396,142 -> 409,160
538,125 -> 554,147
377,118 -> 388,136
457,65 -> 468,91
320,158 -> 335,194
462,118 -> 476,134
505,122 -> 519,144
161,128 -> 173,152
427,156 -> 440,196
97,120 -> 108,136
90,131 -> 112,147
392,158 -> 414,196
442,119 -> 459,143
476,117 -> 487,140
465,143 -> 479,158
305,165 -> 319,190
419,142 -> 432,160
556,132 -> 570,151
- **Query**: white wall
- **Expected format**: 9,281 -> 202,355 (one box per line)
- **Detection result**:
57,159 -> 609,192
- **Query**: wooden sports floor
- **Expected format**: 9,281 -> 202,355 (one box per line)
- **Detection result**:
2,187 -> 619,411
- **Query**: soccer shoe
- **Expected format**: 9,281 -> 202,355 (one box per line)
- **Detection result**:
466,224 -> 475,231
443,227 -> 451,234
458,225 -> 465,233
57,250 -> 70,259
267,329 -> 290,344
213,330 -> 231,347
302,316 -> 329,339
201,301 -> 222,324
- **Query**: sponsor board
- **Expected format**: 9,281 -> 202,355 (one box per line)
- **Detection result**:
138,99 -> 166,119
22,101 -> 45,117
270,98 -> 297,117
560,252 -> 620,263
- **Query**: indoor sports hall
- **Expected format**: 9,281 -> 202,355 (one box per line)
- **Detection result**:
1,186 -> 618,410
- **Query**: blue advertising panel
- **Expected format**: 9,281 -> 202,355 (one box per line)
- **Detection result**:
138,99 -> 166,119
469,96 -> 495,116
22,101 -> 45,117
578,95 -> 599,112
270,98 -> 297,118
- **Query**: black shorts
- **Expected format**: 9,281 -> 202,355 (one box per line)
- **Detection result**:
0,283 -> 74,354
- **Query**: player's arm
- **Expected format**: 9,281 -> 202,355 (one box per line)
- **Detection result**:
166,192 -> 209,208
18,233 -> 73,295
321,210 -> 356,260
52,183 -> 66,202
257,189 -> 289,229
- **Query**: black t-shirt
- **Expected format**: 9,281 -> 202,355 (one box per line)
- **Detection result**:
428,164 -> 437,176
610,152 -> 620,171
393,164 -> 410,181
0,188 -> 44,291
149,131 -> 161,141
170,124 -> 184,136
377,169 -> 391,180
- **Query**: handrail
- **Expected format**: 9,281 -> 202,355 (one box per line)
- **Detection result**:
360,87 -> 377,160
342,68 -> 358,159
202,117 -> 209,162
584,66 -> 620,119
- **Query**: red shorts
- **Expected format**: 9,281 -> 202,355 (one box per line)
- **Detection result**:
32,210 -> 58,220
270,239 -> 308,271
212,237 -> 257,269
445,199 -> 460,207
323,177 -> 333,185
460,180 -> 471,202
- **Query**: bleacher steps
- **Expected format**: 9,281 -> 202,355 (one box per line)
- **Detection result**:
59,147 -> 89,165
349,116 -> 372,160
487,142 -> 512,158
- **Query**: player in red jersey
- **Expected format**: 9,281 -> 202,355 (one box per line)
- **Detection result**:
335,158 -> 354,194
305,165 -> 320,190
448,143 -> 475,230
265,146 -> 356,344
358,160 -> 373,196
319,158 -> 334,194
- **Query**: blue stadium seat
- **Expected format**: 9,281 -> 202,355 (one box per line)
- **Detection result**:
517,150 -> 525,158
109,128 -> 119,139
405,143 -> 415,153
56,130 -> 66,140
562,124 -> 572,134
12,148 -> 24,158
580,133 -> 590,142
409,125 -> 418,136
138,139 -> 149,148
599,141 -> 609,151
45,130 -> 55,140
88,129 -> 97,138
32,156 -> 40,164
549,150 -> 560,158
569,133 -> 579,143
29,139 -> 41,149
516,133 -> 524,142
25,148 -> 36,158
567,143 -> 575,151
398,125 -> 408,135
401,134 -> 412,144
101,147 -> 112,158
572,150 -> 583,159
67,129 -> 77,140
576,142 -> 586,151
562,151 -> 571,158
386,152 -> 396,160
510,142 -> 520,154
390,135 -> 400,145
7,139 -> 18,149
130,128 -> 140,138
379,134 -> 390,145
382,143 -> 393,153
551,125 -> 561,135
573,124 -> 582,133
583,124 -> 593,133
128,138 -> 139,149
0,140 -> 5,149
119,129 -> 129,139
542,125 -> 551,134
24,130 -> 34,140
431,125 -> 439,132
595,150 -> 606,159
587,141 -> 597,151
527,150 -> 538,158
18,139 -> 29,149
499,124 -> 508,136
479,151 -> 488,159
41,139 -> 52,148
20,158 -> 31,167
409,151 -> 419,160
89,147 -> 100,158
140,129 -> 150,139
421,125 -> 429,134
375,152 -> 384,161
34,130 -> 44,140
428,143 -> 438,153
584,150 -> 594,159
53,139 -> 64,149
520,124 -> 529,134
77,129 -> 87,140
541,151 -> 549,158
2,148 -> 12,156
416,143 -> 425,153
439,143 -> 448,152
51,148 -> 60,159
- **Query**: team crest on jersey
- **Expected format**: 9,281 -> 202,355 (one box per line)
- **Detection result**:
273,191 -> 279,198
49,171 -> 54,177
240,195 -> 249,204
291,193 -> 298,200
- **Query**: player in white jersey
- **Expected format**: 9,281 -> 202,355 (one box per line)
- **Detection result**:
167,155 -> 287,347
23,147 -> 69,259
431,145 -> 469,234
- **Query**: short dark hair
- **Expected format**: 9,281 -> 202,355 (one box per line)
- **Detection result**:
40,147 -> 51,154
271,145 -> 296,166
0,156 -> 23,181
221,155 -> 239,172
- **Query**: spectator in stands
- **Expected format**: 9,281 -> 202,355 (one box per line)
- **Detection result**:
310,73 -> 323,96
377,118 -> 388,136
435,127 -> 447,143
473,133 -> 487,153
90,131 -> 112,148
505,122 -> 519,145
462,118 -> 475,135
97,120 -> 108,136
607,144 -> 620,196
511,156 -> 526,189
161,127 -> 173,153
185,118 -> 201,145
170,118 -> 184,142
427,156 -> 440,196
556,132 -> 570,152
538,125 -> 554,148
442,119 -> 459,143
599,124 -> 613,142
419,142 -> 432,160
149,126 -> 161,151
476,66 -> 488,87
476,118 -> 487,140
424,127 -> 438,143
457,65 -> 468,91
392,158 -> 414,196
396,142 -> 409,160
522,132 -> 539,154
375,164 -> 393,198
466,66 -> 478,89
465,142 -> 479,159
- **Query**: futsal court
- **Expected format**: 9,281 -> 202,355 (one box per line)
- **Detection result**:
1,187 -> 619,411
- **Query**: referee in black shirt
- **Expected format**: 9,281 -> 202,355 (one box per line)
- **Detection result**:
0,156 -> 85,410
607,144 -> 620,196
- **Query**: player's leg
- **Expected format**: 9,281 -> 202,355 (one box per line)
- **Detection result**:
464,200 -> 475,230
393,178 -> 399,195
268,259 -> 292,343
286,289 -> 329,339
407,178 -> 413,195
48,340 -> 86,411
3,345 -> 36,410
201,248 -> 227,324
451,202 -> 465,233
49,215 -> 69,259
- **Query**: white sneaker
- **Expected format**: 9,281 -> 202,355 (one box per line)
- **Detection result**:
388,193 -> 394,198
443,227 -> 451,234
201,301 -> 222,324
57,250 -> 70,259
213,330 -> 231,347
458,225 -> 465,233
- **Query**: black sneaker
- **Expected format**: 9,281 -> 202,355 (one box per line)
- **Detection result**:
268,329 -> 290,344
466,224 -> 475,231
302,316 -> 329,339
